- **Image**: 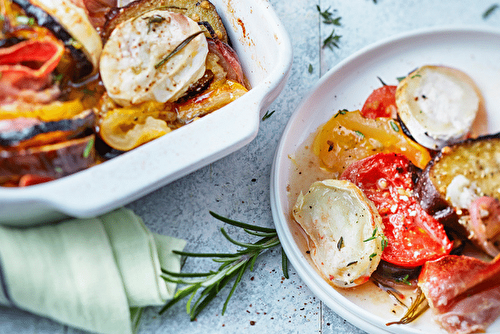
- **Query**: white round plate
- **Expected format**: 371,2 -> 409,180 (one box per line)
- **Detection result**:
270,26 -> 500,334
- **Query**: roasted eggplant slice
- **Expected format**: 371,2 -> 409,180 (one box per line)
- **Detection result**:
0,108 -> 95,148
103,0 -> 228,44
0,134 -> 95,178
415,133 -> 500,239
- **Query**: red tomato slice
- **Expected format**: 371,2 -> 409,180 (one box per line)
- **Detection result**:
360,85 -> 397,119
340,153 -> 452,267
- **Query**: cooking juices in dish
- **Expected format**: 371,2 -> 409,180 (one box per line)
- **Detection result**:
0,0 -> 248,186
289,65 -> 500,334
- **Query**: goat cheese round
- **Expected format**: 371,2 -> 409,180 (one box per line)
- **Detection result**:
100,10 -> 208,106
292,179 -> 384,288
396,65 -> 480,150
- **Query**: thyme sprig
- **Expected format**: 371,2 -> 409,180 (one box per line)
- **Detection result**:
386,287 -> 429,326
159,211 -> 288,320
316,6 -> 342,50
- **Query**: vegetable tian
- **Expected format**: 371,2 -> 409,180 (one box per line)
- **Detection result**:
291,65 -> 500,334
0,0 -> 248,187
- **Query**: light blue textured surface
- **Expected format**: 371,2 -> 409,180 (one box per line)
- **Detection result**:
1,0 -> 500,333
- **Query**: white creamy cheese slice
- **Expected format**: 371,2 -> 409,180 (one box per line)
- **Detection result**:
396,65 -> 480,150
100,10 -> 208,106
292,179 -> 384,288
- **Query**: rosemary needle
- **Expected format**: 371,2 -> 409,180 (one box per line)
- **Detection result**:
159,211 -> 289,320
155,31 -> 204,69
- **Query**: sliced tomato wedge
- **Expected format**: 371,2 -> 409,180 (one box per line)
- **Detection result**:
340,153 -> 452,267
360,85 -> 397,119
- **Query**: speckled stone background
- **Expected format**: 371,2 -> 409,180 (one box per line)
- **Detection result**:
1,0 -> 500,333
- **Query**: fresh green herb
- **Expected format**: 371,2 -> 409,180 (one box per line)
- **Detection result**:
308,63 -> 313,73
380,234 -> 388,251
145,14 -> 166,33
337,236 -> 344,251
54,167 -> 63,174
396,76 -> 406,82
53,73 -> 63,84
377,76 -> 387,86
390,120 -> 400,132
483,4 -> 499,19
316,5 -> 342,25
369,252 -> 377,259
262,109 -> 276,121
322,29 -> 342,50
155,31 -> 204,69
386,287 -> 429,326
316,6 -> 342,50
354,130 -> 365,138
410,74 -> 421,79
334,109 -> 347,118
363,227 -> 378,242
83,137 -> 95,158
395,274 -> 412,286
159,211 -> 287,320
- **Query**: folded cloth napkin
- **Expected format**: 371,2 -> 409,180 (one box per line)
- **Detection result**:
0,207 -> 186,334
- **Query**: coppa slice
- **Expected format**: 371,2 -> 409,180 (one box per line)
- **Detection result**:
341,153 -> 453,267
418,254 -> 500,334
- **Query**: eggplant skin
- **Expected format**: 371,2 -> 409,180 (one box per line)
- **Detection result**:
415,132 -> 500,234
0,109 -> 95,148
103,0 -> 228,44
0,135 -> 95,178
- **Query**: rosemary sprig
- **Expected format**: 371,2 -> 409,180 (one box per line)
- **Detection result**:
386,287 -> 429,326
155,31 -> 204,69
159,211 -> 288,320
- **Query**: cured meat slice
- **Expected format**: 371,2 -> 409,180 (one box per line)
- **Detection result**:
418,254 -> 500,334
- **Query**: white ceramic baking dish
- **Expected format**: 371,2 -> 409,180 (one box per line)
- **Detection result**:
0,0 -> 292,225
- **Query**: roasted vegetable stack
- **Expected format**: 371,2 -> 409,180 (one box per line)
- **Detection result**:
0,0 -> 248,186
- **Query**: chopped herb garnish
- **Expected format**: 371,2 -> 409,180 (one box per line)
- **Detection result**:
395,274 -> 412,286
53,73 -> 63,84
390,120 -> 400,132
83,137 -> 95,158
334,110 -> 347,118
316,5 -> 342,25
316,6 -> 342,50
262,110 -> 276,121
16,15 -> 34,26
308,64 -> 313,73
337,236 -> 344,250
483,4 -> 499,19
354,130 -> 365,138
396,76 -> 406,82
155,31 -> 204,69
377,76 -> 387,86
369,252 -> 377,259
145,14 -> 166,33
381,235 -> 388,250
54,167 -> 63,174
322,29 -> 342,50
410,74 -> 421,79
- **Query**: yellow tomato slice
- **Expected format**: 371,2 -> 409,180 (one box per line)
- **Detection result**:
0,99 -> 85,122
313,110 -> 431,176
98,101 -> 172,151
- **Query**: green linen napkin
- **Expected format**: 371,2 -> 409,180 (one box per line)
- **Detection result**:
0,208 -> 186,334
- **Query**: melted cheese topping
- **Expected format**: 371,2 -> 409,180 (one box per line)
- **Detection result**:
292,179 -> 384,288
100,11 -> 208,106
